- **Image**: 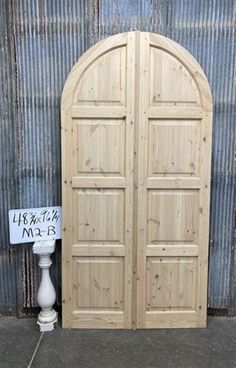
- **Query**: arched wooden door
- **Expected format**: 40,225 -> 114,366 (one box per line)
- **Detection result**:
61,31 -> 212,329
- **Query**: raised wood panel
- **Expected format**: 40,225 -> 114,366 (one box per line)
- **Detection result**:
76,119 -> 125,176
147,190 -> 199,244
74,189 -> 124,244
149,47 -> 200,107
146,257 -> 197,311
75,46 -> 126,106
73,257 -> 124,310
148,120 -> 200,177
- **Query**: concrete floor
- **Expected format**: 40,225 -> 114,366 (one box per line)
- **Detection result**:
0,317 -> 236,368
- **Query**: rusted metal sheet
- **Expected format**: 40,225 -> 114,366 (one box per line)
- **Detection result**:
0,0 -> 235,315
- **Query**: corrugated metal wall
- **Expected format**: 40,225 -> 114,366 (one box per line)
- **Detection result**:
0,0 -> 235,316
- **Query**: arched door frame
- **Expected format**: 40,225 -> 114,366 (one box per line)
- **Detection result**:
61,31 -> 212,329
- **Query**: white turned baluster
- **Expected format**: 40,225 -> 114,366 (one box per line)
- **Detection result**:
33,240 -> 57,331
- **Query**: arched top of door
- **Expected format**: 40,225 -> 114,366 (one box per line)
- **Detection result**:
61,31 -> 212,114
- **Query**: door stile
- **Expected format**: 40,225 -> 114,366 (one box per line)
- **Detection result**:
124,32 -> 136,328
132,30 -> 139,329
196,110 -> 212,327
61,111 -> 74,328
135,32 -> 150,328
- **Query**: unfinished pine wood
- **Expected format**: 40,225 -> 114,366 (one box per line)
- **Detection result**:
135,32 -> 212,329
61,32 -> 134,329
61,31 -> 212,329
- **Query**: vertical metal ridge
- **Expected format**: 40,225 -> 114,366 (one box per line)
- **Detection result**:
0,0 -> 18,315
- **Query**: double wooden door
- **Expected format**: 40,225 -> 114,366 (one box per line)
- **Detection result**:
61,31 -> 212,329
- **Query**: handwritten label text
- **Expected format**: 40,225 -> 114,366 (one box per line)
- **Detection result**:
9,207 -> 62,244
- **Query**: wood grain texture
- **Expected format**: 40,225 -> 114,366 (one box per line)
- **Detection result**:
61,31 -> 212,329
62,32 -> 134,329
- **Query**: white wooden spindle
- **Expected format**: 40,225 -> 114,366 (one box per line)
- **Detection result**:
33,240 -> 57,331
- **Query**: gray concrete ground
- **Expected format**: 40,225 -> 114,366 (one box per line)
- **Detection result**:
0,317 -> 236,368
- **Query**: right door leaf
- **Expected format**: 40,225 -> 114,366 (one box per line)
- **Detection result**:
135,32 -> 212,328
